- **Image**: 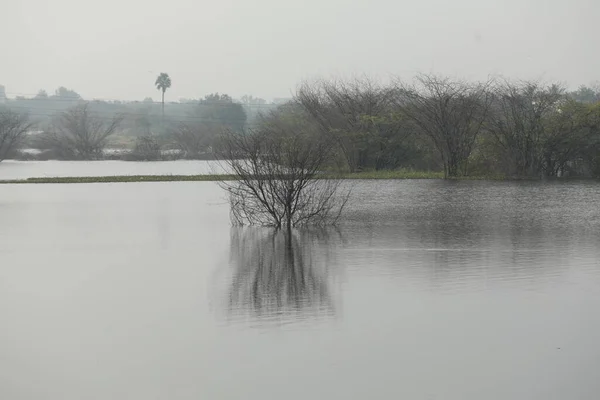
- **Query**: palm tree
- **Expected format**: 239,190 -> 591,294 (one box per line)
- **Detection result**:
155,73 -> 171,121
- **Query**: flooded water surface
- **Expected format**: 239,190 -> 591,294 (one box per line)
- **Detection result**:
0,160 -> 224,180
1,180 -> 599,399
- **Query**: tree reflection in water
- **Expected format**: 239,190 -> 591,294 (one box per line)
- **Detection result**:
225,227 -> 340,325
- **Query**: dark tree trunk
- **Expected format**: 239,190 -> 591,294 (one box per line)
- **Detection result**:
161,90 -> 165,121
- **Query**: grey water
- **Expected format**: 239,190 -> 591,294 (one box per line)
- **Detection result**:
0,160 -> 225,180
1,179 -> 599,400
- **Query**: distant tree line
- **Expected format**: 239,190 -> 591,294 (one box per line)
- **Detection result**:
0,89 -> 260,161
1,75 -> 599,179
291,76 -> 600,178
0,86 -> 271,131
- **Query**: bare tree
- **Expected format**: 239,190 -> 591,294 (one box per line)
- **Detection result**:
216,107 -> 349,228
541,98 -> 600,177
296,78 -> 409,172
397,74 -> 493,178
41,103 -> 124,160
131,135 -> 162,161
0,110 -> 34,161
486,80 -> 565,177
169,122 -> 213,157
168,95 -> 246,158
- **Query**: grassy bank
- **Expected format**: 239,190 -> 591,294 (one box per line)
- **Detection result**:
0,170 -> 513,184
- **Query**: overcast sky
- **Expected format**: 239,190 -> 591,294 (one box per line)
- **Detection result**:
2,0 -> 598,101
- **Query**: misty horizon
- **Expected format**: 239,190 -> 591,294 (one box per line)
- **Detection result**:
2,1 -> 600,398
2,0 -> 599,102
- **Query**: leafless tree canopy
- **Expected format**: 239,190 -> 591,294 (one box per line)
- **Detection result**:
485,80 -> 566,177
216,107 -> 349,228
170,122 -> 214,157
40,103 -> 123,160
131,135 -> 162,160
398,74 -> 493,178
296,78 -> 409,172
0,110 -> 34,161
294,75 -> 599,178
2,74 -> 595,177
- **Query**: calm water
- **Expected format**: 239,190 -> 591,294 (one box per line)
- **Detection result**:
0,160 -> 225,180
1,179 -> 599,400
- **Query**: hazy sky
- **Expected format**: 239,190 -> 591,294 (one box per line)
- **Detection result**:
2,0 -> 598,101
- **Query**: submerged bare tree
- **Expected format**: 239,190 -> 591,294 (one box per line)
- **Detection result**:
216,106 -> 349,228
398,74 -> 493,178
41,103 -> 123,160
0,110 -> 34,161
